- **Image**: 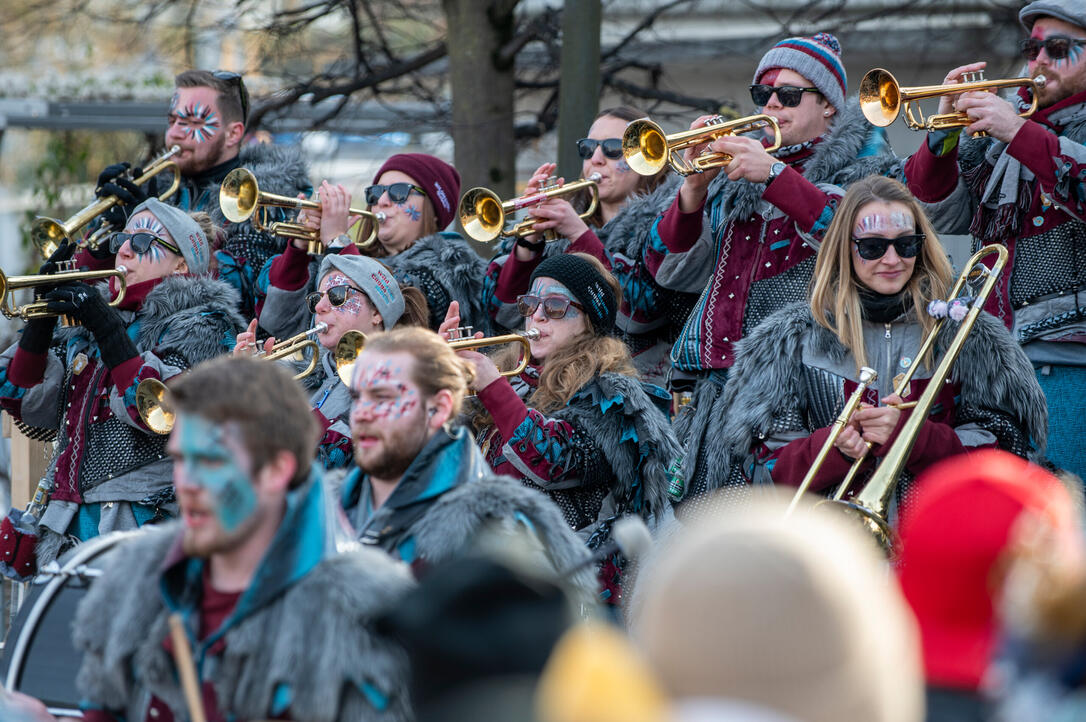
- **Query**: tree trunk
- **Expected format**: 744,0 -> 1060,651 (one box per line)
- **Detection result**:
443,0 -> 518,217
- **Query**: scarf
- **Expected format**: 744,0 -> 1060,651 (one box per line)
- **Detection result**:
858,286 -> 909,323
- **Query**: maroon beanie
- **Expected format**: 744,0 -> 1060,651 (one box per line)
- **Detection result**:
373,153 -> 461,231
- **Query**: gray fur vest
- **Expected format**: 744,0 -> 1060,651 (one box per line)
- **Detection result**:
380,231 -> 487,330
73,524 -> 414,722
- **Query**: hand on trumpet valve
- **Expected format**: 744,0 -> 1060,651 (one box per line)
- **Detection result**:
524,163 -> 558,196
677,115 -> 725,209
851,394 -> 906,446
38,239 -> 77,277
232,318 -> 276,357
954,89 -> 1027,143
937,61 -> 989,116
438,301 -> 482,342
712,135 -> 777,183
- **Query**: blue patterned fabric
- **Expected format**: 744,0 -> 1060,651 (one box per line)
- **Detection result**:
1036,363 -> 1086,481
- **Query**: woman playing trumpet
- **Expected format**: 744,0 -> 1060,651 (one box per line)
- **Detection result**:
0,199 -> 245,571
448,253 -> 679,604
690,176 -> 1045,506
239,253 -> 428,469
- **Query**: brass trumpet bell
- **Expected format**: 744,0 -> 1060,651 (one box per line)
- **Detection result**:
859,67 -> 1046,131
458,176 -> 600,245
622,114 -> 782,177
219,168 -> 379,253
334,330 -> 367,386
31,146 -> 182,259
136,378 -> 174,436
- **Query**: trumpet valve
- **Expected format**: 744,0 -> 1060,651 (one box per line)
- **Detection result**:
540,176 -> 561,192
961,70 -> 986,83
705,115 -> 726,127
448,326 -> 474,341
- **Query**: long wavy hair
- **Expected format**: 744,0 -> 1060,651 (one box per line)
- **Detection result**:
582,105 -> 670,228
474,253 -> 636,429
809,175 -> 953,371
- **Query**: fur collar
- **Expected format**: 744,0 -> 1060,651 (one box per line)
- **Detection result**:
381,231 -> 487,326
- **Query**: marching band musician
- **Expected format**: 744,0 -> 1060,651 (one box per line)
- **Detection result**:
450,253 -> 678,604
645,32 -> 901,500
72,357 -> 414,722
336,326 -> 595,595
901,0 -> 1086,480
281,153 -> 488,332
238,254 -> 429,469
0,199 -> 244,572
89,69 -> 311,320
694,176 -> 1045,503
482,105 -> 698,388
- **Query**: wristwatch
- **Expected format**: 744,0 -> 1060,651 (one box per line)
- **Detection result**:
766,161 -> 786,185
329,233 -> 353,249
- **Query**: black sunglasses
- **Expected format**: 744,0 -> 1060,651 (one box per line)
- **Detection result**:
576,138 -> 623,160
364,183 -> 425,206
212,70 -> 249,125
108,231 -> 181,256
1020,35 -> 1086,61
749,84 -> 822,107
852,234 -> 925,261
516,294 -> 585,319
305,285 -> 362,313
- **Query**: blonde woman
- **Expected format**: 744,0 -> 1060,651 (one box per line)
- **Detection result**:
680,175 -> 1046,505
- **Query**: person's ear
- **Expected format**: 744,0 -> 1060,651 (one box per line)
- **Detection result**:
427,389 -> 456,430
258,449 -> 298,494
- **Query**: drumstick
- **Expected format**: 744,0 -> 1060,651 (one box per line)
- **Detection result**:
168,613 -> 208,722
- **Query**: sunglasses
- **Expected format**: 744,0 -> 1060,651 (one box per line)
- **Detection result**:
364,183 -> 425,206
749,84 -> 822,107
852,234 -> 925,261
1020,35 -> 1086,61
305,284 -> 362,313
516,294 -> 585,319
212,70 -> 249,124
576,137 -> 624,160
108,231 -> 181,256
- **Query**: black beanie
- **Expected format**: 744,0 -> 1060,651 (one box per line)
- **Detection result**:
529,254 -> 617,334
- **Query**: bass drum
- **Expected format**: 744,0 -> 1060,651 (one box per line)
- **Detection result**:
0,531 -> 133,717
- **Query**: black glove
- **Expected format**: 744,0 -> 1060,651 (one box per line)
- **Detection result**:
17,317 -> 57,356
95,162 -> 148,232
42,283 -> 138,369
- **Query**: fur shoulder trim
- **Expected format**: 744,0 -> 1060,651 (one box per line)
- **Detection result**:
383,232 -> 487,324
237,143 -> 312,199
413,474 -> 598,596
138,274 -> 245,364
597,174 -> 684,259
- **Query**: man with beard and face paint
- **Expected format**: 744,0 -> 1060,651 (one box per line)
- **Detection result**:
698,177 -> 1044,505
0,200 -> 245,574
640,32 -> 906,506
87,69 -> 311,321
335,327 -> 597,596
902,0 -> 1086,481
239,254 -> 429,469
70,356 -> 414,722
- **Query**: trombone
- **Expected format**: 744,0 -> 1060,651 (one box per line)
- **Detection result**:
447,326 -> 540,377
219,168 -> 380,254
0,266 -> 128,327
788,245 -> 1009,553
31,145 -> 182,260
859,67 -> 1047,131
458,175 -> 600,245
622,114 -> 782,177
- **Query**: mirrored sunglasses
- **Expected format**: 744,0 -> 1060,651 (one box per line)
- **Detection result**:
576,137 -> 623,160
108,231 -> 181,256
516,294 -> 585,319
852,234 -> 925,261
749,84 -> 822,107
364,183 -> 425,205
305,284 -> 361,313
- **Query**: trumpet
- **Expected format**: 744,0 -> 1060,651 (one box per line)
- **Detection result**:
859,67 -> 1047,131
246,323 -> 328,380
31,146 -> 182,260
334,330 -> 367,386
458,175 -> 600,245
622,114 -> 782,177
447,326 -> 540,377
0,266 -> 128,327
219,168 -> 379,254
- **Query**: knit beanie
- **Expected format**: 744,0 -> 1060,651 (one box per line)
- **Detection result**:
373,153 -> 461,231
753,32 -> 847,112
129,198 -> 209,274
529,254 -> 617,335
1020,0 -> 1086,30
319,254 -> 405,328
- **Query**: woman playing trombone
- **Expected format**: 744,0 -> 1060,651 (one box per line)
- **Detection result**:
689,176 -> 1046,506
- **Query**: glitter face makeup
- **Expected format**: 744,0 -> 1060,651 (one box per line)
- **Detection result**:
321,273 -> 366,316
171,102 -> 221,143
615,158 -> 632,173
854,210 -> 915,235
400,202 -> 421,222
175,415 -> 257,533
526,279 -> 582,318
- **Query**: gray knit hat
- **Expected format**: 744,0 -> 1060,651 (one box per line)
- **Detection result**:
1020,0 -> 1086,30
129,198 -> 210,275
318,254 -> 404,328
753,32 -> 847,112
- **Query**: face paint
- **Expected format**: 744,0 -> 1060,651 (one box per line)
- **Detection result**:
854,211 -> 914,235
352,362 -> 420,421
129,214 -> 167,236
169,92 -> 179,115
320,273 -> 367,316
175,102 -> 220,143
615,158 -> 632,173
399,201 -> 421,222
176,415 -> 258,533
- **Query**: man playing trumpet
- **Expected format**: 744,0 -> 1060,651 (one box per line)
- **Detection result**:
0,200 -> 244,572
902,0 -> 1086,480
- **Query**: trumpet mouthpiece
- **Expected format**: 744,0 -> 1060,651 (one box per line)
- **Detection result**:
1034,75 -> 1047,88
588,172 -> 602,182
116,265 -> 129,275
313,322 -> 329,334
375,212 -> 387,223
521,328 -> 541,340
